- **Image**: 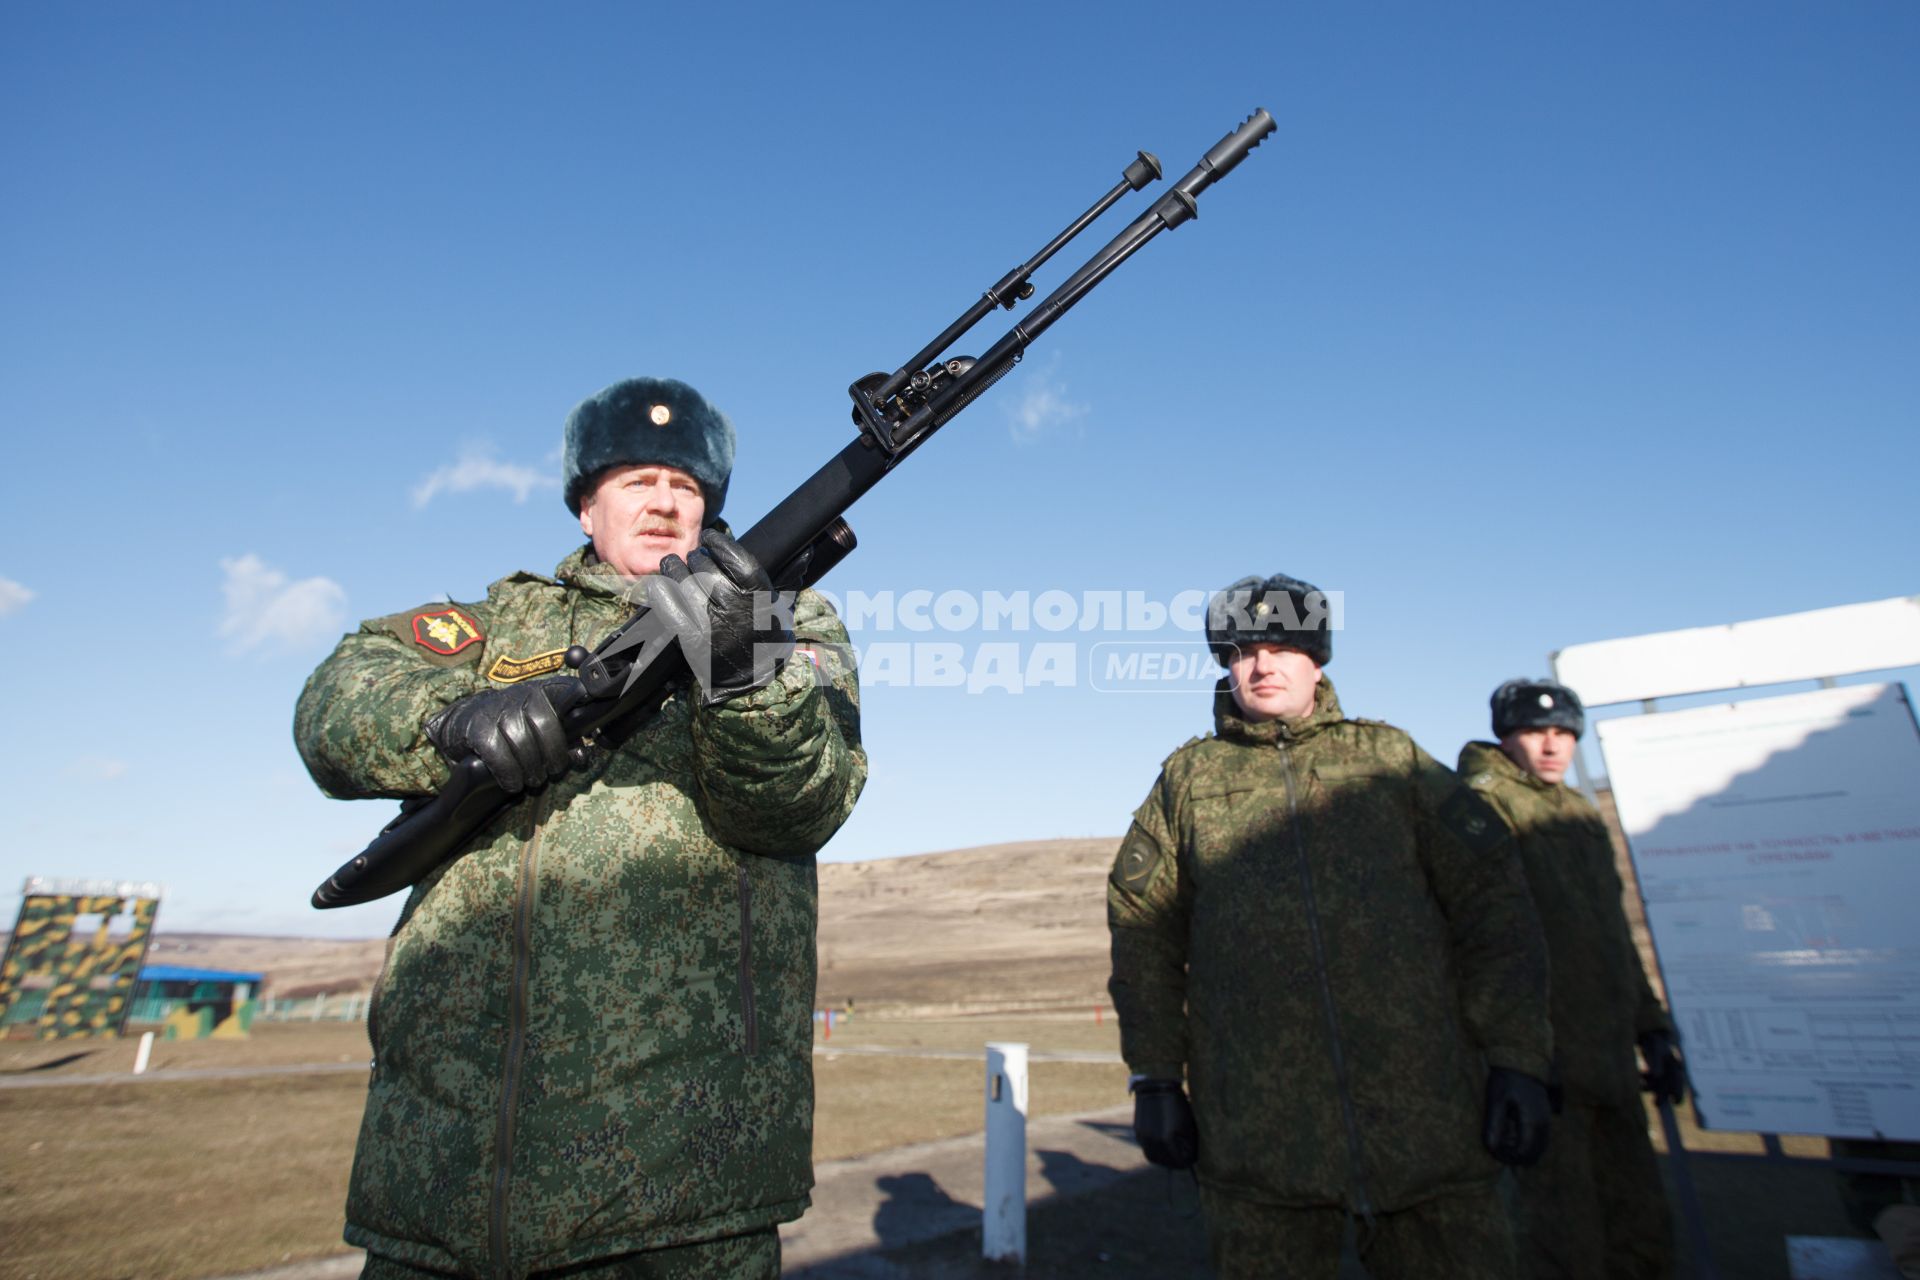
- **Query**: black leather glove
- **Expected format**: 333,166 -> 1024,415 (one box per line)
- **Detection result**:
1130,1078 -> 1199,1170
425,676 -> 583,795
1483,1067 -> 1552,1167
1639,1030 -> 1686,1106
648,528 -> 795,706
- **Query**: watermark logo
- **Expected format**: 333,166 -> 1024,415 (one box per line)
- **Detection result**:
1090,642 -> 1224,693
597,585 -> 1343,696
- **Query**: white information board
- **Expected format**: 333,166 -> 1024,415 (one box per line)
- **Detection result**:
1555,595 -> 1920,707
1597,683 -> 1920,1140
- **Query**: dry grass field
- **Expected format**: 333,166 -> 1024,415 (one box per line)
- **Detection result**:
0,834 -> 1864,1279
0,1016 -> 1125,1280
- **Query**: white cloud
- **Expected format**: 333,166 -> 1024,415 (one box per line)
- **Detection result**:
218,554 -> 348,655
1005,356 -> 1090,443
411,446 -> 552,508
66,756 -> 129,782
0,577 -> 35,617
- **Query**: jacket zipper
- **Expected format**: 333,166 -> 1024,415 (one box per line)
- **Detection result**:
1277,743 -> 1374,1223
489,814 -> 545,1278
737,864 -> 758,1056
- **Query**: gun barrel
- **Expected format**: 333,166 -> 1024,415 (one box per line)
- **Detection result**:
997,108 -> 1277,356
1173,108 -> 1276,202
873,148 -> 1163,405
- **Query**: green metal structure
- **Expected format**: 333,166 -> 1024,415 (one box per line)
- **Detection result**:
0,878 -> 164,1039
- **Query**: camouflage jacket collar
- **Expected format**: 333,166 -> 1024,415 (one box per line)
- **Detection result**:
553,544 -> 650,606
1213,675 -> 1345,745
1459,738 -> 1558,794
550,519 -> 736,605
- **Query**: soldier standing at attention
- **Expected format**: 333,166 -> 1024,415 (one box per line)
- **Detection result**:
1459,680 -> 1680,1280
295,377 -> 866,1280
1107,573 -> 1555,1280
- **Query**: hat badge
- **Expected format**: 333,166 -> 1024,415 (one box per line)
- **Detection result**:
649,404 -> 672,426
1254,601 -> 1272,618
1537,693 -> 1554,708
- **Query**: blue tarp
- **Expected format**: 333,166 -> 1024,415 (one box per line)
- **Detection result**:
137,965 -> 264,985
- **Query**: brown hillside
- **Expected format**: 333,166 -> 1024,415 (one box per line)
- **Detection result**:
814,837 -> 1120,1015
3,821 -> 1662,1014
144,933 -> 389,999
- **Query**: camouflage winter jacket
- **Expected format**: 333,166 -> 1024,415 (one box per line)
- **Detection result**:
1108,678 -> 1551,1214
1457,741 -> 1670,1107
294,545 -> 865,1278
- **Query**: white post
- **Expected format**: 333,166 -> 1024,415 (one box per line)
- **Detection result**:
311,993 -> 326,1021
133,1031 -> 154,1075
982,1041 -> 1029,1264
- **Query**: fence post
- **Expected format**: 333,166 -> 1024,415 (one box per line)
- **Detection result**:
983,1042 -> 1029,1264
133,1030 -> 154,1075
311,993 -> 326,1022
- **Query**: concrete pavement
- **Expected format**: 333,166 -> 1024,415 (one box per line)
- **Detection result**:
206,1103 -> 1144,1278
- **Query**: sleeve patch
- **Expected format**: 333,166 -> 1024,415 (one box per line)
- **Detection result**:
1440,788 -> 1507,855
411,607 -> 483,655
487,648 -> 568,683
1117,831 -> 1163,893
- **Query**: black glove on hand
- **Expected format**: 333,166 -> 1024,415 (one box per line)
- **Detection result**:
425,676 -> 582,795
1483,1067 -> 1552,1167
649,528 -> 795,706
1639,1030 -> 1687,1106
1131,1078 -> 1199,1170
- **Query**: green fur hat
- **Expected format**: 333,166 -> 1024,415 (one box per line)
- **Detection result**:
562,377 -> 736,520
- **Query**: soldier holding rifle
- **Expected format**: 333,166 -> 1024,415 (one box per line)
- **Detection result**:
296,377 -> 865,1279
296,108 -> 1279,1280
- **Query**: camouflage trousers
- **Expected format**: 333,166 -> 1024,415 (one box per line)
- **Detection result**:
357,1227 -> 779,1280
1510,1099 -> 1672,1280
1200,1181 -> 1515,1280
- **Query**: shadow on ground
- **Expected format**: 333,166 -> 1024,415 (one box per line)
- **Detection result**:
2,1048 -> 98,1073
789,1160 -> 1211,1279
789,1148 -> 1870,1279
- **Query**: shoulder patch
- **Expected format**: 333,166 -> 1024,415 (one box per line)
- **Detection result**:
487,647 -> 568,684
1466,771 -> 1496,791
1439,787 -> 1508,854
1116,830 -> 1163,893
410,607 -> 483,656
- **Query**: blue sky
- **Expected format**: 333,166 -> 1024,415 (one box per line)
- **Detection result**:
2,3 -> 1916,939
